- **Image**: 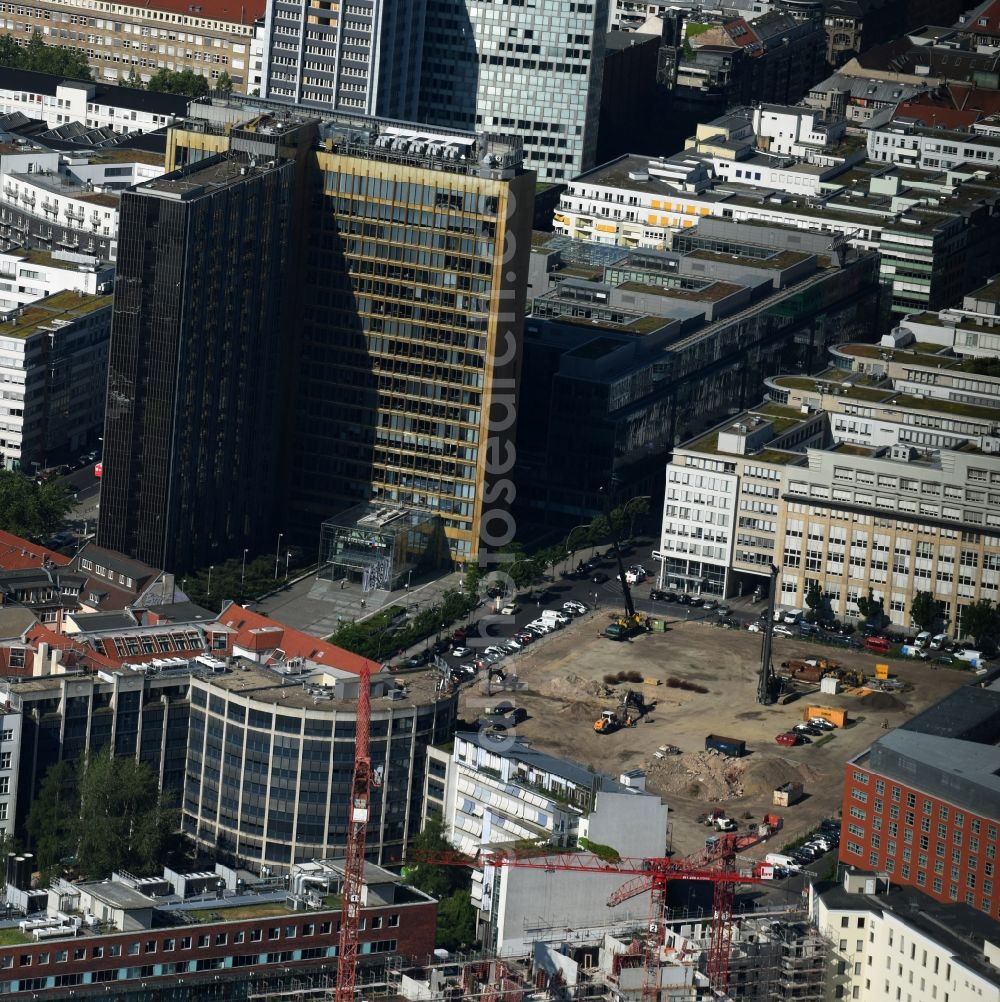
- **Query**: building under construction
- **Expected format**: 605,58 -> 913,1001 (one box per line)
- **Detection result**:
242,902 -> 830,1002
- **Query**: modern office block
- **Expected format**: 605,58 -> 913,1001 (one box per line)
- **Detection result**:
98,153 -> 293,573
262,0 -> 426,118
416,0 -> 609,181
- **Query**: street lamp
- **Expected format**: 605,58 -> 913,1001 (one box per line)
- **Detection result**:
207,565 -> 214,596
240,548 -> 248,600
285,550 -> 291,580
274,533 -> 283,579
562,522 -> 592,578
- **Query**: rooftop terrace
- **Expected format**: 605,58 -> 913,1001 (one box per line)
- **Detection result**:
0,290 -> 112,340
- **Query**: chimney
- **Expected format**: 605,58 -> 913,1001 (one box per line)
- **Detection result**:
33,641 -> 50,676
50,647 -> 63,675
161,572 -> 175,603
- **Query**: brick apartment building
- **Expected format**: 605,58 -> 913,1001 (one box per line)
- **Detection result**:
0,861 -> 436,999
840,683 -> 1000,921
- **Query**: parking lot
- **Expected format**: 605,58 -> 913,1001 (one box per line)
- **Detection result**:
456,598 -> 972,860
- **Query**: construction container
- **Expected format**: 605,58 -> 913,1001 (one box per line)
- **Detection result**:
805,705 -> 848,728
875,663 -> 889,680
763,813 -> 783,829
651,619 -> 668,633
820,676 -> 840,695
705,734 -> 747,757
773,782 -> 804,807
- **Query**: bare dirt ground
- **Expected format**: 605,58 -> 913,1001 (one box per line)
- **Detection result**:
460,613 -> 969,858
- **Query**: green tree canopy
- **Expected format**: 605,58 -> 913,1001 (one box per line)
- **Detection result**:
26,760 -> 79,879
147,68 -> 209,97
75,754 -> 176,878
0,31 -> 92,79
406,818 -> 467,900
910,591 -> 943,633
436,890 -> 478,951
856,588 -> 885,628
960,599 -> 999,650
0,470 -> 75,541
216,71 -> 233,94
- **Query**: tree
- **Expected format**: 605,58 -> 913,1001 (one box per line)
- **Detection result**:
146,68 -> 209,98
910,591 -> 943,633
959,599 -> 999,649
75,753 -> 176,878
804,580 -> 824,624
26,760 -> 80,880
216,71 -> 233,94
0,30 -> 92,79
622,495 -> 651,538
0,470 -> 75,542
462,561 -> 483,601
436,890 -> 478,951
406,819 -> 466,900
856,588 -> 885,628
123,68 -> 144,89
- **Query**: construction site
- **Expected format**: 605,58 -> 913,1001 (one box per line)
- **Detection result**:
462,606 -> 969,857
244,906 -> 831,1002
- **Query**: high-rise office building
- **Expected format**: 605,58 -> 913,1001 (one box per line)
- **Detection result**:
262,0 -> 426,118
419,0 -> 609,181
102,107 -> 532,570
99,153 -> 293,572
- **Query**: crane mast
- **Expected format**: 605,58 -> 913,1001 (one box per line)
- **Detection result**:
335,663 -> 373,1002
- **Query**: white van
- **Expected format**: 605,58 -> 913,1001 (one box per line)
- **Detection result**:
765,853 -> 800,870
929,634 -> 949,650
954,649 -> 983,667
782,608 -> 803,625
539,610 -> 569,626
914,631 -> 931,648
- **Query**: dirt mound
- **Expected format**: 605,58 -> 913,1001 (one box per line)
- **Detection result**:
856,691 -> 905,712
546,672 -> 607,701
645,749 -> 820,803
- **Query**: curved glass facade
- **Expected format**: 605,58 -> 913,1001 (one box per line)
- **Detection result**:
183,678 -> 457,871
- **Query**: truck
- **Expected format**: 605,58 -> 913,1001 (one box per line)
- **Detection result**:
705,734 -> 747,758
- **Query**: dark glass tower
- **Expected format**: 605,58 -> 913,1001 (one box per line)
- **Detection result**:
98,154 -> 294,572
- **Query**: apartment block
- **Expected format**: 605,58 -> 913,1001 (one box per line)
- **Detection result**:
814,870 -> 1000,1001
868,119 -> 1000,171
263,0 -> 424,118
516,220 -> 879,522
0,0 -> 264,92
0,141 -> 166,263
0,247 -> 113,312
0,861 -> 436,1000
659,333 -> 1000,627
840,683 -> 1000,921
0,289 -> 111,474
0,67 -> 187,134
419,0 -> 610,181
553,144 -> 1000,320
0,600 -> 457,871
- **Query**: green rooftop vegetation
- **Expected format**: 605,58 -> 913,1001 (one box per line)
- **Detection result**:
0,291 -> 113,340
0,928 -> 30,946
187,902 -> 294,922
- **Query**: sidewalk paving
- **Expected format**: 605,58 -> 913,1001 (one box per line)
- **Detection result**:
253,538 -> 660,643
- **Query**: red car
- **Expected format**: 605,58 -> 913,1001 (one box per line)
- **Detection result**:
775,732 -> 801,747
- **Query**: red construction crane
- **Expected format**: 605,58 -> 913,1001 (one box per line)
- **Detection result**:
336,663 -> 374,1002
415,830 -> 771,1000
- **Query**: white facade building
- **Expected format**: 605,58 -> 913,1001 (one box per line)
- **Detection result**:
0,248 -> 114,312
0,701 -> 20,838
868,120 -> 1000,171
814,871 -> 1000,1002
0,74 -> 184,135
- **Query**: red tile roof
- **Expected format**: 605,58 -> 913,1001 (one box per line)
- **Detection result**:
218,604 -> 378,676
124,0 -> 264,25
0,530 -> 71,571
963,0 -> 1000,35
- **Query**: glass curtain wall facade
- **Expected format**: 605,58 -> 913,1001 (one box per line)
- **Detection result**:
286,146 -> 533,561
98,154 -> 293,573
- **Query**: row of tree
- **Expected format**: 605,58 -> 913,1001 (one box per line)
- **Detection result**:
804,580 -> 1000,649
181,547 -> 311,613
25,755 -> 176,884
0,32 -> 222,98
123,67 -> 225,98
0,32 -> 92,80
0,470 -> 75,542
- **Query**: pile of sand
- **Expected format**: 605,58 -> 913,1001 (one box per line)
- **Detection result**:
856,691 -> 905,712
545,672 -> 608,701
645,749 -> 820,803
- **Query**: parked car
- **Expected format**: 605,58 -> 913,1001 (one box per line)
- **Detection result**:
649,589 -> 669,601
773,625 -> 794,638
406,652 -> 429,668
746,621 -> 762,633
808,718 -> 835,731
702,599 -> 719,611
592,572 -> 609,584
514,632 -> 535,645
450,646 -> 471,658
677,594 -> 692,605
500,602 -> 520,616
